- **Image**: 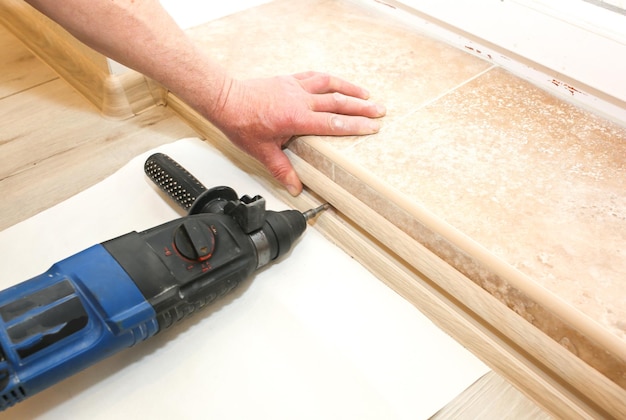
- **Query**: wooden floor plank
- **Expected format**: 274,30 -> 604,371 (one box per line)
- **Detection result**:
0,24 -> 57,99
0,79 -> 101,179
0,34 -> 196,230
431,372 -> 552,419
0,104 -> 196,230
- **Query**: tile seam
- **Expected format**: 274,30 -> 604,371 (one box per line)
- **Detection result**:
347,64 -> 497,151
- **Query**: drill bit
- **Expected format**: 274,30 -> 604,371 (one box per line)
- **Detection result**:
303,203 -> 331,221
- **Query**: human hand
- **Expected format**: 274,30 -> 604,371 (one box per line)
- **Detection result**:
211,71 -> 386,196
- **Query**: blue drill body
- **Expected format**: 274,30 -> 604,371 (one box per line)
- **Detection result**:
0,245 -> 158,408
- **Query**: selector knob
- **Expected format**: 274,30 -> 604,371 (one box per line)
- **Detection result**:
173,219 -> 215,262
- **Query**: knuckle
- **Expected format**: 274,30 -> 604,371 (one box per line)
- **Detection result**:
268,162 -> 292,180
315,72 -> 332,88
332,92 -> 346,104
329,115 -> 345,132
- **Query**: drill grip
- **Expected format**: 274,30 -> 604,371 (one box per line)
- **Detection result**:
144,152 -> 207,211
144,153 -> 238,215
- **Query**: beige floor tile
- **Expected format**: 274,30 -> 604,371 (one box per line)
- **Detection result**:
346,67 -> 626,340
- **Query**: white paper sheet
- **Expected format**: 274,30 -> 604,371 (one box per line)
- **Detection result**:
0,138 -> 487,419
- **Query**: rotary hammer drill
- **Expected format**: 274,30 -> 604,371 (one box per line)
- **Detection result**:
0,152 -> 327,410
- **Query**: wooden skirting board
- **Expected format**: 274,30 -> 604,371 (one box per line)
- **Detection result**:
167,94 -> 626,419
0,0 -> 163,119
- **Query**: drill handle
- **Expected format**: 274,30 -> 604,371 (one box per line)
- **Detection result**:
144,152 -> 207,211
144,153 -> 238,215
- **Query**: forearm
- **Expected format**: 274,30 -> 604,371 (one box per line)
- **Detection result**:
25,0 -> 231,118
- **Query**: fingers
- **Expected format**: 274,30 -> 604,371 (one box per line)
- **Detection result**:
221,72 -> 385,196
292,73 -> 386,123
299,112 -> 383,136
310,92 -> 386,118
255,144 -> 303,196
290,73 -> 386,138
294,71 -> 370,99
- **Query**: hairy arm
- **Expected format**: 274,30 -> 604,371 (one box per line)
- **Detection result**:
25,0 -> 385,195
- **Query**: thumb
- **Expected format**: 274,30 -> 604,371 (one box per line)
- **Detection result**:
261,148 -> 303,196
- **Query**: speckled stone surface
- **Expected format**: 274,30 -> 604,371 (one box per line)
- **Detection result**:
348,67 -> 626,339
184,0 -> 626,386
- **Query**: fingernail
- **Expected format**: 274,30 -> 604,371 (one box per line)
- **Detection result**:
331,116 -> 344,130
287,184 -> 300,196
369,120 -> 381,132
376,104 -> 386,116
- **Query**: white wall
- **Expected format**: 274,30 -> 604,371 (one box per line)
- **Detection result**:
159,0 -> 273,29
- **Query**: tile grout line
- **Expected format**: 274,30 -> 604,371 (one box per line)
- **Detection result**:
348,64 -> 497,151
385,64 -> 497,130
406,64 -> 496,115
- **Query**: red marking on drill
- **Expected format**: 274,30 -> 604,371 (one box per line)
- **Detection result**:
164,246 -> 172,256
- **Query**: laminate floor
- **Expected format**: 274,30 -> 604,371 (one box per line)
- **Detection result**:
0,25 -> 196,231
